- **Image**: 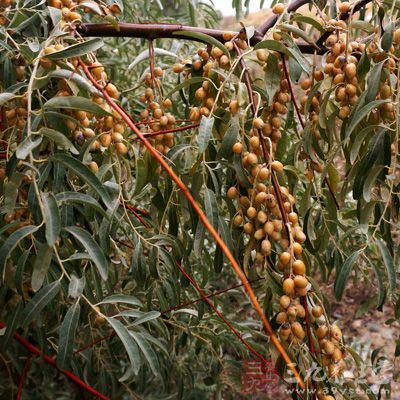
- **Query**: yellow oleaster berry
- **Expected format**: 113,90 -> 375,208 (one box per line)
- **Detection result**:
105,83 -> 119,99
272,3 -> 285,14
283,278 -> 295,295
279,295 -> 291,309
312,306 -> 323,318
292,259 -> 305,275
271,160 -> 284,172
115,142 -> 128,155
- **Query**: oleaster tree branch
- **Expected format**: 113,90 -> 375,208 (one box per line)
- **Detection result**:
79,59 -> 306,390
77,0 -> 374,54
0,322 -> 110,400
77,22 -> 324,53
16,354 -> 32,400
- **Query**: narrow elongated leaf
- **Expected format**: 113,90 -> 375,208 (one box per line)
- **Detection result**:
204,188 -> 218,229
67,252 -> 91,261
64,226 -> 108,280
280,23 -> 319,46
97,294 -> 142,307
254,39 -> 310,72
346,100 -> 389,138
381,22 -> 394,51
57,302 -> 81,369
232,153 -> 251,188
353,131 -> 387,200
356,51 -> 371,80
264,53 -> 281,105
16,136 -> 43,159
106,318 -> 140,375
45,70 -> 99,94
376,240 -> 396,292
31,244 -> 53,292
335,251 -> 361,300
78,0 -> 102,14
38,127 -> 79,154
194,221 -> 205,257
173,31 -> 229,56
51,154 -> 111,204
118,310 -> 161,325
254,39 -> 291,54
368,259 -> 386,310
21,280 -> 61,327
44,96 -> 111,117
0,225 -> 40,280
359,200 -> 376,232
0,301 -> 23,349
365,61 -> 385,104
286,46 -> 310,73
362,165 -> 383,202
129,330 -> 160,375
0,92 -> 18,106
41,192 -> 60,246
133,158 -> 148,195
3,172 -> 24,213
350,125 -> 377,164
292,14 -> 323,31
46,38 -> 104,60
128,48 -> 179,70
218,116 -> 239,159
165,76 -> 206,98
68,274 -> 85,299
198,116 -> 214,153
55,192 -> 106,216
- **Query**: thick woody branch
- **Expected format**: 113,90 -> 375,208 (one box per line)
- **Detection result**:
77,23 -> 233,43
78,21 -> 323,53
78,0 -> 375,55
78,22 -> 324,53
77,0 -> 312,44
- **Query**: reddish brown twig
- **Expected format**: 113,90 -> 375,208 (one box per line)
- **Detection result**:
140,123 -> 199,139
132,207 -> 149,216
0,322 -> 110,400
175,263 -> 305,399
175,262 -> 271,362
79,59 -> 305,389
324,179 -> 340,210
133,119 -> 193,127
163,277 -> 264,313
148,39 -> 155,87
75,331 -> 116,354
301,297 -> 315,354
121,201 -> 149,227
16,354 -> 33,400
75,278 -> 263,354
281,55 -> 305,129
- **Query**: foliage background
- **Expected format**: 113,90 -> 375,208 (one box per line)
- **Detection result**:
0,0 -> 399,398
